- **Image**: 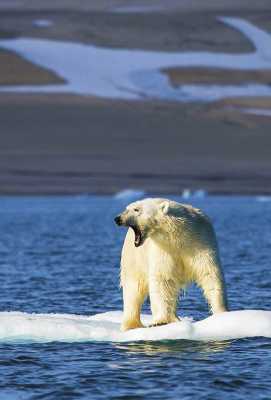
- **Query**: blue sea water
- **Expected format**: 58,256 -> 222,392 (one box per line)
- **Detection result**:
0,195 -> 270,399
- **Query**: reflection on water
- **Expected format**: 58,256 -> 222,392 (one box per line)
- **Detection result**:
115,339 -> 231,355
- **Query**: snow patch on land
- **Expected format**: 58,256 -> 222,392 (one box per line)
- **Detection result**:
0,18 -> 271,101
241,108 -> 271,117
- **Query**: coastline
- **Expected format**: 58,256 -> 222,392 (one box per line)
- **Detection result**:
1,94 -> 271,196
0,2 -> 271,195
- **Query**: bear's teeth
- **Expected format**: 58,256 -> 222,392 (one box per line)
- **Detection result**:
132,226 -> 142,247
135,235 -> 141,247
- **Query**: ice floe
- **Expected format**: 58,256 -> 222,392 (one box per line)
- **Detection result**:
256,196 -> 271,202
0,17 -> 271,101
181,189 -> 207,199
0,310 -> 270,343
114,189 -> 145,201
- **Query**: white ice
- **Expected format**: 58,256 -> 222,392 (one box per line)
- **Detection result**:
0,310 -> 270,343
181,189 -> 207,199
114,189 -> 145,201
256,196 -> 271,202
1,18 -> 271,101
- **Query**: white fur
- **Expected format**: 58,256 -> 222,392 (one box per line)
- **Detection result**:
119,198 -> 228,331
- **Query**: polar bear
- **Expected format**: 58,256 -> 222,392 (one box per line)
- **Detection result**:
115,198 -> 228,331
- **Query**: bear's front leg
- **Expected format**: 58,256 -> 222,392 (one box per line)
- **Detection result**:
149,271 -> 180,327
121,281 -> 147,331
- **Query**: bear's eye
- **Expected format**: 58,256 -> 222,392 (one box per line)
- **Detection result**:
134,208 -> 140,213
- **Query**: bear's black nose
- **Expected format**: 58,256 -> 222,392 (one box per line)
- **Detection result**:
114,215 -> 122,226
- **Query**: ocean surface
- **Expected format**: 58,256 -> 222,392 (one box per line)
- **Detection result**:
0,195 -> 270,399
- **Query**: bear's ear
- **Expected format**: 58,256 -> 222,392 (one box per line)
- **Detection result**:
160,200 -> 170,215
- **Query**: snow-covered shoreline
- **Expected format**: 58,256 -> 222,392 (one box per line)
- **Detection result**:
0,18 -> 271,102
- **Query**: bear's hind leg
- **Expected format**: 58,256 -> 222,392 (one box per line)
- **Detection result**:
121,281 -> 147,331
198,270 -> 228,313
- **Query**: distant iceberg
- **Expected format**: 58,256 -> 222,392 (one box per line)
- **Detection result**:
193,189 -> 207,198
181,189 -> 207,199
114,189 -> 145,201
256,196 -> 271,202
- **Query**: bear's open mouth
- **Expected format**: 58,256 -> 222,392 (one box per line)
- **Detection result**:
131,225 -> 143,247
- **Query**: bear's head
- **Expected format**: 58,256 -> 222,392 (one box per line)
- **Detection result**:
114,198 -> 170,247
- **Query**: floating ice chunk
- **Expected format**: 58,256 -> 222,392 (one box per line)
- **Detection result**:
0,310 -> 270,343
181,189 -> 207,199
114,189 -> 145,201
193,189 -> 207,198
256,196 -> 271,202
181,189 -> 192,199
